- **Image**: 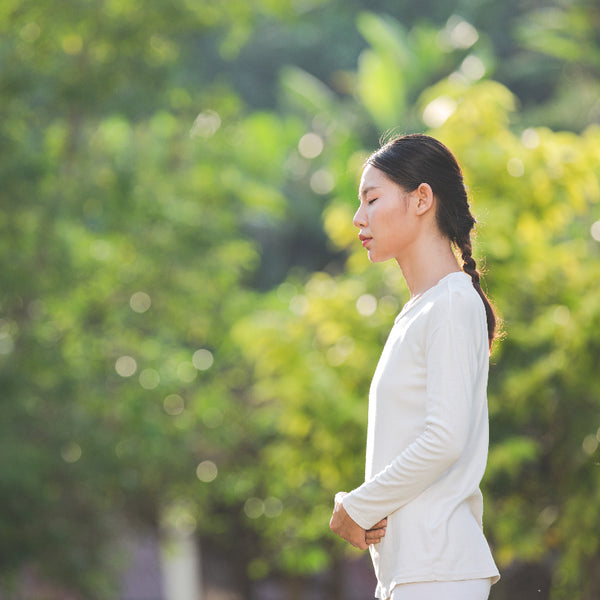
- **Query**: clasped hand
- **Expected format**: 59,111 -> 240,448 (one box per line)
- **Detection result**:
329,491 -> 387,550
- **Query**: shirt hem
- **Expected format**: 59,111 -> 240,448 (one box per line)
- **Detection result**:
374,569 -> 500,599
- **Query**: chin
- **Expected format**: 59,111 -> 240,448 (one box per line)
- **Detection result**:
367,251 -> 387,263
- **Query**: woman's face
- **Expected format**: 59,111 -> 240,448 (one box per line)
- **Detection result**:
354,164 -> 418,263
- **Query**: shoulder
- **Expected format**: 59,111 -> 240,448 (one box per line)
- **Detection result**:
425,272 -> 485,331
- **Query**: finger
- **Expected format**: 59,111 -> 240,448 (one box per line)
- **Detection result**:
365,527 -> 386,543
370,518 -> 388,529
365,531 -> 385,542
365,537 -> 383,546
366,526 -> 386,536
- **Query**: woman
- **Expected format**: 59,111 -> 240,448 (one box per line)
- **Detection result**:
329,134 -> 500,600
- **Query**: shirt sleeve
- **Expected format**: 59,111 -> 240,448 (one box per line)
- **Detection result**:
342,290 -> 484,530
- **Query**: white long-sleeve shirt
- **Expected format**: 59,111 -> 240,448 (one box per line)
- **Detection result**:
343,272 -> 500,599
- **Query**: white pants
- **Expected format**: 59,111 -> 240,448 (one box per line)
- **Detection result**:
389,578 -> 491,600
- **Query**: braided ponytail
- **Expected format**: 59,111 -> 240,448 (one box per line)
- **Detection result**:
366,133 -> 499,350
456,233 -> 497,351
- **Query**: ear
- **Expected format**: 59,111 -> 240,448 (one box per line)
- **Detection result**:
414,183 -> 435,216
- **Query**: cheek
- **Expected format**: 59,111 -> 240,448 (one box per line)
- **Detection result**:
376,206 -> 400,236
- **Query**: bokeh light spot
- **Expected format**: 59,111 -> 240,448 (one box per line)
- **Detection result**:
310,169 -> 335,195
61,442 -> 82,463
356,294 -> 377,316
521,128 -> 540,149
61,34 -> 83,55
162,501 -> 197,536
20,22 -> 41,43
139,368 -> 160,389
190,110 -> 221,138
0,332 -> 14,355
192,348 -> 214,371
582,434 -> 598,456
264,497 -> 283,518
244,497 -> 264,519
90,239 -> 112,261
177,361 -> 197,382
507,157 -> 525,177
277,282 -> 297,302
164,394 -> 185,415
552,305 -> 570,326
327,335 -> 355,366
130,291 -> 151,313
591,220 -> 600,242
289,294 -> 309,316
537,505 -> 559,528
115,355 -> 137,377
196,460 -> 218,483
446,16 -> 479,49
460,55 -> 485,81
298,133 -> 324,159
379,295 -> 400,316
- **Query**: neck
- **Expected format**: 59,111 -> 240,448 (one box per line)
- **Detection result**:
396,235 -> 461,298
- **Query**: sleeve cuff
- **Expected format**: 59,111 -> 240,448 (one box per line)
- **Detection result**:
342,492 -> 377,530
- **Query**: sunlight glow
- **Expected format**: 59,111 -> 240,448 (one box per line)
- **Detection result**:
422,96 -> 457,128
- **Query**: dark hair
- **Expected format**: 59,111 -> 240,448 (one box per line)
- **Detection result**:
366,133 -> 498,350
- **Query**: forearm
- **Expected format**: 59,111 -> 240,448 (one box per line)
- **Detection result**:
343,420 -> 465,528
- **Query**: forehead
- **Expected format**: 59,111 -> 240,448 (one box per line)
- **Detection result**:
358,164 -> 390,194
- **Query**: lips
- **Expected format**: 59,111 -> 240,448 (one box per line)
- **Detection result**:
359,233 -> 372,247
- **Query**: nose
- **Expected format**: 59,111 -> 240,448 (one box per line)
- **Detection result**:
353,204 -> 367,229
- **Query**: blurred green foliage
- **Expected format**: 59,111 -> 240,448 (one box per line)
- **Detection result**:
1,1 -> 600,599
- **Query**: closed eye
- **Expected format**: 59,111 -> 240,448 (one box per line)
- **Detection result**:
368,198 -> 378,205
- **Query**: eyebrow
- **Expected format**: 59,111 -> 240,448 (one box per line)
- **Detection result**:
358,185 -> 380,200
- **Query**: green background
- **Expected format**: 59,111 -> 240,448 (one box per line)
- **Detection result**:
1,0 -> 599,598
